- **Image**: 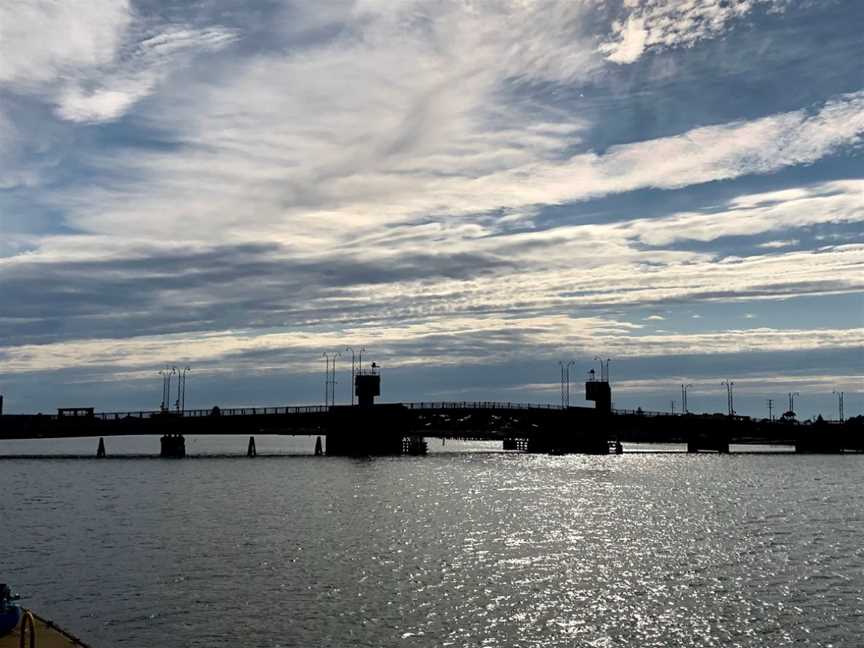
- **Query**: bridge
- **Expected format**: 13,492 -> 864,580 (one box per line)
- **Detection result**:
1,372 -> 860,456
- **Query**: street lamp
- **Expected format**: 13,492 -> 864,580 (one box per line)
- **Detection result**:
159,366 -> 176,412
721,380 -> 735,416
176,367 -> 190,413
681,383 -> 693,414
788,392 -> 799,417
322,352 -> 341,407
833,390 -> 844,422
593,357 -> 611,382
558,360 -> 575,408
345,346 -> 365,406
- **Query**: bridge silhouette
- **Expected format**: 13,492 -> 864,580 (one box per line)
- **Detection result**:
1,371 -> 860,456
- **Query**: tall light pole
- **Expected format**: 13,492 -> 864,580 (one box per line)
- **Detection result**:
721,380 -> 735,416
593,357 -> 611,382
559,360 -> 574,407
346,347 -> 355,405
158,369 -> 166,411
173,366 -> 179,411
788,392 -> 799,417
558,361 -> 566,408
682,383 -> 693,414
345,346 -> 365,406
833,390 -> 845,422
159,366 -> 175,412
323,352 -> 340,407
767,398 -> 774,421
176,367 -> 190,413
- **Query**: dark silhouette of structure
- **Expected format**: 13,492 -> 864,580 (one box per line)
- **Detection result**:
355,364 -> 381,408
1,367 -> 861,457
160,434 -> 186,458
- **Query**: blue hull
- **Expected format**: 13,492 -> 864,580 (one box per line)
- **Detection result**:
0,606 -> 21,637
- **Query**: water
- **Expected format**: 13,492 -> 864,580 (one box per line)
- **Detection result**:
1,439 -> 862,647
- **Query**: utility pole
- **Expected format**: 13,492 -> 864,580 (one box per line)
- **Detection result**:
671,400 -> 675,415
767,398 -> 774,421
721,380 -> 735,416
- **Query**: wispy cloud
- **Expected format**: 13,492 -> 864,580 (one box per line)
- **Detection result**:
0,2 -> 237,124
599,0 -> 789,64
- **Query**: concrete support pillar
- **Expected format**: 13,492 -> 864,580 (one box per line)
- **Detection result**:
247,436 -> 257,457
160,434 -> 186,458
96,437 -> 106,458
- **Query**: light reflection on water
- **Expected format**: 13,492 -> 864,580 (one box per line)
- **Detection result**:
1,443 -> 862,647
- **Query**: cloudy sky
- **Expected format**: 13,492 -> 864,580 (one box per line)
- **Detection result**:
1,0 -> 862,418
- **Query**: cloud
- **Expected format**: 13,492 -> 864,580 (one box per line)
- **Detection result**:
1,0 -> 862,410
598,0 -> 789,64
2,314 -> 862,378
0,2 -> 237,123
54,26 -> 239,123
46,84 -> 864,252
601,15 -> 648,64
758,239 -> 800,249
0,0 -> 131,84
620,180 -> 864,246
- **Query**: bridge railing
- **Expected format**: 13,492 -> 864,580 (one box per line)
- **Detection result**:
611,408 -> 755,421
404,401 -> 563,411
91,405 -> 329,421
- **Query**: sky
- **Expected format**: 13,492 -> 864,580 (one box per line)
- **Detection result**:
1,0 -> 862,419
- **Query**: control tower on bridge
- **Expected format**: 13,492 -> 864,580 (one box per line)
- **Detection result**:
585,360 -> 612,413
354,362 -> 381,408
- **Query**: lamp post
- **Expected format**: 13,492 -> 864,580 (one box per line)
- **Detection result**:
176,367 -> 190,413
345,346 -> 365,406
322,352 -> 340,407
681,383 -> 693,414
346,347 -> 355,405
833,390 -> 844,422
593,357 -> 611,382
558,361 -> 566,408
721,380 -> 735,416
558,360 -> 574,407
788,392 -> 799,417
159,366 -> 176,413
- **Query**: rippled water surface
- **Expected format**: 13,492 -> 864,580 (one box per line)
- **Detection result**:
2,438 -> 863,647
